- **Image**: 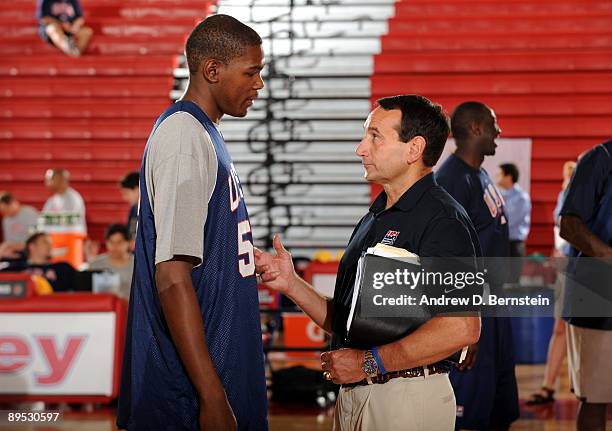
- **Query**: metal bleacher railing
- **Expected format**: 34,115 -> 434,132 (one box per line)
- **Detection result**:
172,0 -> 397,256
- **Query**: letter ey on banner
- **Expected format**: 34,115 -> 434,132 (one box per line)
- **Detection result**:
0,312 -> 116,395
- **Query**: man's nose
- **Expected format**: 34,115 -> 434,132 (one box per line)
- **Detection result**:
356,139 -> 368,157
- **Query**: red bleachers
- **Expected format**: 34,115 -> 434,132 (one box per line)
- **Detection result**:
1,56 -> 176,76
0,140 -> 144,161
0,77 -> 173,97
0,36 -> 187,55
382,32 -> 612,52
375,0 -> 612,253
1,119 -> 154,140
375,51 -> 612,73
0,0 -> 213,241
5,20 -> 198,38
0,98 -> 171,119
371,72 -> 612,97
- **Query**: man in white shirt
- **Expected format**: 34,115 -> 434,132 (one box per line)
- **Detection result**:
42,168 -> 87,234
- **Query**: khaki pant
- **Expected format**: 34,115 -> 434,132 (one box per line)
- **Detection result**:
333,372 -> 455,431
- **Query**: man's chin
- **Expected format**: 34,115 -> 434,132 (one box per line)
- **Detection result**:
363,173 -> 377,183
227,110 -> 248,118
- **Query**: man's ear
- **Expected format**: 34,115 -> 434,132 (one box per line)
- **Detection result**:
202,58 -> 222,83
405,136 -> 426,164
469,120 -> 482,137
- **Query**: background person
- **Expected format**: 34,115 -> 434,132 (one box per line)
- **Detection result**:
37,0 -> 93,56
527,160 -> 576,405
559,139 -> 612,431
43,168 -> 87,234
1,232 -> 77,292
0,192 -> 39,259
496,162 -> 531,285
436,101 -> 520,431
86,224 -> 134,300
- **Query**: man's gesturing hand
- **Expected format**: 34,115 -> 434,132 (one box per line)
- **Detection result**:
320,349 -> 367,385
254,235 -> 298,295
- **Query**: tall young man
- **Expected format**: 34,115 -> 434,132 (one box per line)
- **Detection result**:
117,15 -> 267,431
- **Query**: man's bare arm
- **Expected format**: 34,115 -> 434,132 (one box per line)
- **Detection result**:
377,316 -> 481,372
284,277 -> 334,333
155,257 -> 226,400
560,215 -> 612,258
254,236 -> 334,333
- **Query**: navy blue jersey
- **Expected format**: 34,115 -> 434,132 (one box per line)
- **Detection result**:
436,154 -> 509,258
560,140 -> 612,330
561,140 -> 612,253
37,0 -> 82,22
117,101 -> 268,431
437,154 -> 518,429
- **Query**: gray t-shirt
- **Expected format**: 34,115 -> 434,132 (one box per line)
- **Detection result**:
2,205 -> 39,242
88,253 -> 135,300
144,111 -> 218,266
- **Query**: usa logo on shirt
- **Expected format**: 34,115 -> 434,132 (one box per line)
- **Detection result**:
382,230 -> 400,245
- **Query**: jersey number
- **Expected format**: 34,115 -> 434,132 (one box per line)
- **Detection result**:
238,220 -> 255,277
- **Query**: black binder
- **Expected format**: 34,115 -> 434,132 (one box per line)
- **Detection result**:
345,253 -> 465,366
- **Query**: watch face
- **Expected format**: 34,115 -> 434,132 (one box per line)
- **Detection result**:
363,358 -> 378,376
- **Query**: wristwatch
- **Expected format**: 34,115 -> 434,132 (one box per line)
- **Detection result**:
362,350 -> 379,384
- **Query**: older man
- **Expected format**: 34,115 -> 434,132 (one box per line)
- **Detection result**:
256,95 -> 481,430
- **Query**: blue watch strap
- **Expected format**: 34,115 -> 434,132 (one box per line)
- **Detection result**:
371,346 -> 387,375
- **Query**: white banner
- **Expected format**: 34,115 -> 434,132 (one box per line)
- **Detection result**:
0,312 -> 116,395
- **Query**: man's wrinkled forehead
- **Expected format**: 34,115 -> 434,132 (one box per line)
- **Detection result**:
364,107 -> 401,135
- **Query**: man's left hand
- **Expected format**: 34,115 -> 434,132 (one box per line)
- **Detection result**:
459,342 -> 479,371
321,348 -> 367,385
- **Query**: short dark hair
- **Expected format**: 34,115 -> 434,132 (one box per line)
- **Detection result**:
120,171 -> 139,190
376,94 -> 450,167
25,232 -> 47,254
105,223 -> 130,241
500,163 -> 519,183
0,192 -> 15,205
185,14 -> 262,75
451,101 -> 492,141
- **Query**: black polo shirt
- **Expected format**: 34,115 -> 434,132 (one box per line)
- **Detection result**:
331,172 -> 481,349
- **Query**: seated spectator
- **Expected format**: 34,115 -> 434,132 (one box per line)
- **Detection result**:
87,224 -> 134,300
119,172 -> 140,241
37,0 -> 92,57
42,168 -> 87,234
0,192 -> 39,259
2,232 -> 77,292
